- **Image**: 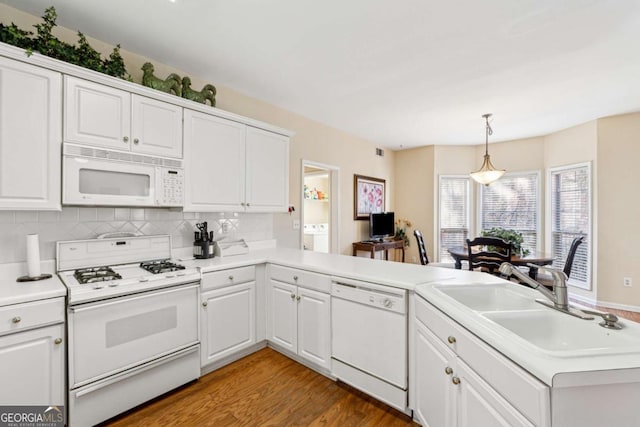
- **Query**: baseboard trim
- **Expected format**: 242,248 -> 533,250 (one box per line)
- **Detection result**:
267,342 -> 334,380
200,341 -> 267,376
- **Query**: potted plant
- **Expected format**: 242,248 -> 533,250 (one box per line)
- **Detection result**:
395,218 -> 412,247
480,227 -> 529,256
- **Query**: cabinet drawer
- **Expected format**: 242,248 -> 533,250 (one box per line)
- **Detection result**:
0,298 -> 64,336
415,295 -> 550,427
269,264 -> 331,293
202,266 -> 256,291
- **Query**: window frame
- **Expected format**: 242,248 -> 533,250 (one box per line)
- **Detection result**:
437,175 -> 472,263
477,170 -> 542,254
546,162 -> 592,290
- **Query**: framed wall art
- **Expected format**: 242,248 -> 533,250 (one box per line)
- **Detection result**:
353,174 -> 385,220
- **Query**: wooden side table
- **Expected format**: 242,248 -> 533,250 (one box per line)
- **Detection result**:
352,240 -> 405,262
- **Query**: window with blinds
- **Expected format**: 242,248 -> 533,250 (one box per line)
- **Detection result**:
480,172 -> 539,254
550,163 -> 591,289
439,176 -> 470,262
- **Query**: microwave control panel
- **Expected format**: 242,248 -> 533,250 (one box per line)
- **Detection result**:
157,167 -> 184,206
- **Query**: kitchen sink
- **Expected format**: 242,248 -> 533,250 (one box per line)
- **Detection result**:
433,283 -> 540,312
482,309 -> 640,356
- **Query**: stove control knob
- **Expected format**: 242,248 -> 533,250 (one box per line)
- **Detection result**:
93,285 -> 104,289
177,271 -> 186,276
108,282 -> 119,287
139,277 -> 149,282
166,273 -> 176,278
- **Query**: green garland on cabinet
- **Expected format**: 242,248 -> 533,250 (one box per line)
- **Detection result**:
0,6 -> 129,80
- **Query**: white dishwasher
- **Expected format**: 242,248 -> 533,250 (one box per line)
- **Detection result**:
331,277 -> 408,412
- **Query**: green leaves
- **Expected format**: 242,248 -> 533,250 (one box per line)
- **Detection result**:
0,6 -> 129,80
481,227 -> 529,256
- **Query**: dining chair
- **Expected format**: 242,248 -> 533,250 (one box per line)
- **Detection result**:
466,236 -> 512,275
537,236 -> 584,287
414,230 -> 429,265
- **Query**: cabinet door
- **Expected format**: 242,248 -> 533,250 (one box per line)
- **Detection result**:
0,324 -> 65,405
131,94 -> 183,158
183,110 -> 246,211
456,359 -> 534,427
201,282 -> 256,367
64,76 -> 131,150
267,280 -> 297,352
414,320 -> 456,427
245,126 -> 289,212
0,57 -> 61,210
297,287 -> 330,370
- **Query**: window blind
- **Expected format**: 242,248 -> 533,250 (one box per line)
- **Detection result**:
480,173 -> 539,254
551,165 -> 590,288
439,176 -> 470,262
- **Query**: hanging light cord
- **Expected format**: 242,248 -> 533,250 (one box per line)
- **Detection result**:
483,113 -> 493,156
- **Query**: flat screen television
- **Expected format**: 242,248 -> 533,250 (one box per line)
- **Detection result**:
369,212 -> 395,240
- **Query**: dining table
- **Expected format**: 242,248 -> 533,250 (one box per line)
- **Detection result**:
447,246 -> 554,279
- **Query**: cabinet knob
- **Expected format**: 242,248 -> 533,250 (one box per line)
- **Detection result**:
241,202 -> 246,207
246,203 -> 251,207
11,316 -> 21,324
123,136 -> 129,142
133,138 -> 140,144
447,336 -> 457,344
452,376 -> 461,385
296,295 -> 301,301
293,275 -> 299,282
445,366 -> 453,375
290,293 -> 296,300
228,275 -> 234,281
202,301 -> 208,307
54,338 -> 63,345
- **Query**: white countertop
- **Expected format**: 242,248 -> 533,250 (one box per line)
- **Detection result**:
0,260 -> 66,307
416,281 -> 640,387
182,247 -> 484,289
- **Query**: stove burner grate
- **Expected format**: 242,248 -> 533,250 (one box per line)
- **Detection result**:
74,266 -> 122,284
139,259 -> 186,275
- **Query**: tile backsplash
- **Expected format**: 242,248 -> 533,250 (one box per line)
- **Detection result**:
0,208 -> 274,264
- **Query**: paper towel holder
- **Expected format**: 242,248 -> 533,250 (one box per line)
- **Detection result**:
17,273 -> 52,282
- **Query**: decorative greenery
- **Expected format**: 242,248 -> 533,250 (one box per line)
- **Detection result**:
0,6 -> 129,80
481,227 -> 529,256
395,218 -> 412,247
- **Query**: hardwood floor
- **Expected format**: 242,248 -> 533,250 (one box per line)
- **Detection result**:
103,348 -> 417,427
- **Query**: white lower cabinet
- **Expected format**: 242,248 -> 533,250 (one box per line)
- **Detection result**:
0,298 -> 65,406
201,267 -> 257,368
411,295 -> 550,427
267,265 -> 331,371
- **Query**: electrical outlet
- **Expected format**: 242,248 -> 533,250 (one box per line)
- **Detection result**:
293,219 -> 300,230
221,221 -> 230,234
624,277 -> 632,287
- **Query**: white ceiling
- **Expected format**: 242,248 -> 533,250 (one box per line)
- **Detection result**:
3,0 -> 640,149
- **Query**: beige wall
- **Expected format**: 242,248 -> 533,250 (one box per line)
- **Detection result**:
596,112 -> 640,306
0,4 -> 395,256
394,146 -> 434,264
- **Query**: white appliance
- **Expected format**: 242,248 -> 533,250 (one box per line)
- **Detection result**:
62,143 -> 184,207
57,235 -> 200,426
331,277 -> 408,412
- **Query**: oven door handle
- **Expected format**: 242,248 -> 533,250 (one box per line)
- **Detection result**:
74,345 -> 198,398
68,283 -> 200,313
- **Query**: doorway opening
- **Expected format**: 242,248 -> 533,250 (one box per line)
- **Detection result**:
301,160 -> 340,254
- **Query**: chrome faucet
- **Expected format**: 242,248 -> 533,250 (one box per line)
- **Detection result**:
498,262 -> 569,310
498,262 -> 595,320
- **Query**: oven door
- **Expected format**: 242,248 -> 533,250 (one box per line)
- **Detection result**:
63,154 -> 156,206
68,283 -> 199,388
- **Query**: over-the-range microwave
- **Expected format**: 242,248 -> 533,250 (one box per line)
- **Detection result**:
63,144 -> 184,207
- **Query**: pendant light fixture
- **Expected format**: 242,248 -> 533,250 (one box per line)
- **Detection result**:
470,113 -> 505,186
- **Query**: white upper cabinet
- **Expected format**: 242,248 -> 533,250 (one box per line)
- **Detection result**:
64,76 -> 183,158
0,57 -> 61,210
184,109 -> 290,212
183,110 -> 246,211
245,126 -> 289,212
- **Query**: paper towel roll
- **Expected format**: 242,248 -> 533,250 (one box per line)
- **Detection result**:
26,234 -> 41,277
